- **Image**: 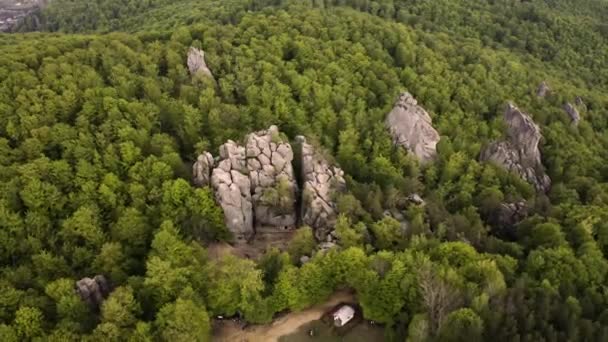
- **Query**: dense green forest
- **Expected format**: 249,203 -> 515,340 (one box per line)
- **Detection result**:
1,0 -> 608,341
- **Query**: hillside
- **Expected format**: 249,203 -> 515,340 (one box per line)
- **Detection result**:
1,1 -> 608,341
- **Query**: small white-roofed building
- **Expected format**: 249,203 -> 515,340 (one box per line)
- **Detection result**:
332,305 -> 355,327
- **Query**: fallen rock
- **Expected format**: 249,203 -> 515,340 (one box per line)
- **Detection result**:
193,152 -> 214,187
246,125 -> 297,229
211,140 -> 254,241
536,81 -> 550,98
481,103 -> 551,192
386,92 -> 440,164
187,47 -> 214,79
76,275 -> 110,307
297,136 -> 346,240
563,103 -> 580,125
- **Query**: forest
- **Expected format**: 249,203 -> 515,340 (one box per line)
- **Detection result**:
1,0 -> 608,341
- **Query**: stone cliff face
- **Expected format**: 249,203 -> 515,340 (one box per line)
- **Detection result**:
187,47 -> 214,80
193,152 -> 214,187
385,92 -> 440,164
563,102 -> 580,125
195,126 -> 343,241
296,136 -> 346,240
246,126 -> 297,230
481,103 -> 551,192
210,141 -> 254,241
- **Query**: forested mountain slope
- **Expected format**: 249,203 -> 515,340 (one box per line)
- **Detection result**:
1,1 -> 608,341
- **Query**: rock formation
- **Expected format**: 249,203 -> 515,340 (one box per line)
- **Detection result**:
563,102 -> 580,125
297,136 -> 346,240
187,47 -> 214,79
536,81 -> 550,98
211,141 -> 254,241
76,275 -> 110,307
197,126 -> 345,242
193,152 -> 214,187
385,92 -> 440,164
246,126 -> 297,229
481,103 -> 551,192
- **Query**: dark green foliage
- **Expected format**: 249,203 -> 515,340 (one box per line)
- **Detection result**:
1,0 -> 608,340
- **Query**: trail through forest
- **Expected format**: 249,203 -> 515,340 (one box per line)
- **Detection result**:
213,291 -> 355,341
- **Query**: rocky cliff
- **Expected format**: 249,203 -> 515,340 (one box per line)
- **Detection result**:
481,103 -> 551,192
195,126 -> 343,242
187,47 -> 214,80
296,136 -> 346,240
563,102 -> 580,125
211,141 -> 254,241
385,92 -> 440,164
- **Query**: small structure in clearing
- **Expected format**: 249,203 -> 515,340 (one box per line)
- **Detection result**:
332,305 -> 355,327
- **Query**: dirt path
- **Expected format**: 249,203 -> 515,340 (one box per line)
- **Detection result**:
213,291 -> 355,342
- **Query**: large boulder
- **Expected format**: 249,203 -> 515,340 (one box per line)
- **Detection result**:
193,152 -> 214,187
76,275 -> 110,307
563,102 -> 580,125
187,47 -> 214,80
481,103 -> 551,192
297,136 -> 346,240
211,141 -> 254,241
386,92 -> 440,164
536,81 -> 550,98
246,125 -> 297,229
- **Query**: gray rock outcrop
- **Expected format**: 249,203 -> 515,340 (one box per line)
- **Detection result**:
386,92 -> 440,164
195,127 -> 347,243
575,96 -> 586,109
76,275 -> 110,307
297,136 -> 346,240
481,103 -> 551,192
187,47 -> 214,79
563,103 -> 580,125
536,81 -> 550,98
211,141 -> 254,241
193,152 -> 214,187
246,126 -> 297,229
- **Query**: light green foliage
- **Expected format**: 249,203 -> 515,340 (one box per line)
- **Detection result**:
14,306 -> 43,340
154,296 -> 210,342
288,226 -> 316,262
438,308 -> 484,342
370,216 -> 405,250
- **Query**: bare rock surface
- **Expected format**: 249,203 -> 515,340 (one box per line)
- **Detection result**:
481,103 -> 551,192
536,81 -> 550,98
76,275 -> 110,307
187,47 -> 214,79
211,140 -> 253,241
386,92 -> 440,164
563,102 -> 580,125
297,136 -> 345,240
193,152 -> 214,187
246,125 -> 297,229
